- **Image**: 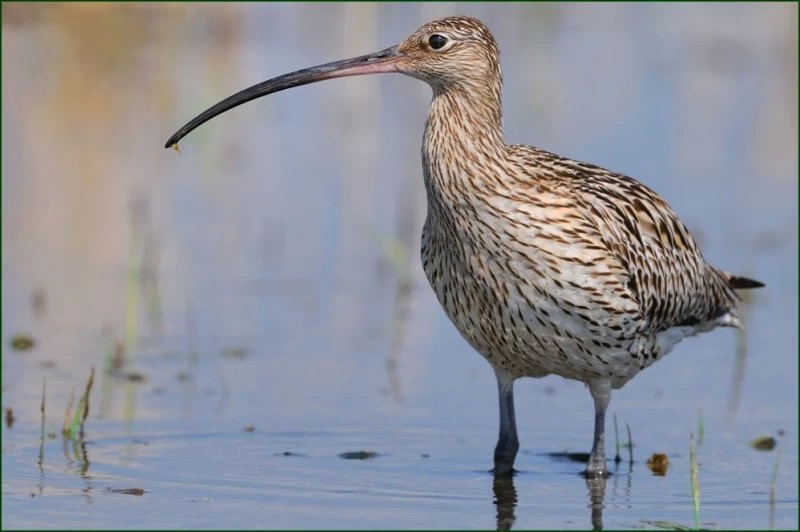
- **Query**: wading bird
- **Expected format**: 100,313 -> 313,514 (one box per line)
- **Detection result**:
165,16 -> 763,477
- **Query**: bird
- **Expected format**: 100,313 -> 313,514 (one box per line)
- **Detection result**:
165,16 -> 763,477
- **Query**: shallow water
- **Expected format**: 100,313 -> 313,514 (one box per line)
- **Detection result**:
2,2 -> 798,529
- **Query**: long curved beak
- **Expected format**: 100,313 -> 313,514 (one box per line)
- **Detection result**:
165,45 -> 404,148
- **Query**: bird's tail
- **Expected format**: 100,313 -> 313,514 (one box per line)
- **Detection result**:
725,274 -> 765,290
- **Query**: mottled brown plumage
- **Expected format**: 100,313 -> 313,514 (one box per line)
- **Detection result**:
165,15 -> 763,478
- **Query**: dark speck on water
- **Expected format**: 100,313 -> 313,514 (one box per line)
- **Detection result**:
106,488 -> 146,496
338,451 -> 379,460
546,452 -> 592,464
122,372 -> 147,383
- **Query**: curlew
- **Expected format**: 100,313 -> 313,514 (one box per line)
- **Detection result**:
165,16 -> 763,477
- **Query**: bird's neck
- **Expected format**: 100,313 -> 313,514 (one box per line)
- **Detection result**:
422,87 -> 506,234
424,86 -> 505,155
421,86 -> 507,232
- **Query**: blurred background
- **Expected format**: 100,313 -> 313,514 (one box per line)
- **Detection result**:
2,2 -> 797,529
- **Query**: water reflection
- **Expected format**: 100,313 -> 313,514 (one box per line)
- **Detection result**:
491,452 -> 639,530
491,472 -> 611,531
727,297 -> 756,427
62,438 -> 90,477
586,475 -> 607,531
492,474 -> 518,530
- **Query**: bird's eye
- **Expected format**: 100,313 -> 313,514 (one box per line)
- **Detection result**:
428,34 -> 448,50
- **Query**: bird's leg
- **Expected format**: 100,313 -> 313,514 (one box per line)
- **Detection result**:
586,378 -> 612,477
493,368 -> 519,476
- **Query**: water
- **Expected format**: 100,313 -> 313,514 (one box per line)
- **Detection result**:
2,2 -> 797,529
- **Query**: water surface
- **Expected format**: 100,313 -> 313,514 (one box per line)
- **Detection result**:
2,2 -> 797,529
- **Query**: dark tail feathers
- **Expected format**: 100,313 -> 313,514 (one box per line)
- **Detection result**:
727,275 -> 765,290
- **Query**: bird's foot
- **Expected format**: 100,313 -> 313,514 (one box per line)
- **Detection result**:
491,461 -> 517,477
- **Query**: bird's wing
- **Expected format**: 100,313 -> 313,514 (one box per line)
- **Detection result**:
507,145 -> 739,333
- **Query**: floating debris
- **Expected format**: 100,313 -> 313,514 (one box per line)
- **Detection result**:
750,435 -> 777,451
107,487 -> 145,496
5,408 -> 15,428
243,425 -> 255,432
646,452 -> 670,476
338,450 -> 378,460
10,334 -> 35,352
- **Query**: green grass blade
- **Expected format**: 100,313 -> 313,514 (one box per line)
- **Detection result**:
67,368 -> 95,440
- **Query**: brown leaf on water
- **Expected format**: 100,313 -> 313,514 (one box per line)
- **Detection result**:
751,435 -> 777,451
646,452 -> 670,476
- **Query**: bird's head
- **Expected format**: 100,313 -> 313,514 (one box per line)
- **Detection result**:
395,16 -> 501,93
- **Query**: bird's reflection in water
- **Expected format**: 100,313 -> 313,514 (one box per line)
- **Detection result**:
586,474 -> 608,531
491,457 -> 632,531
492,473 -> 518,531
